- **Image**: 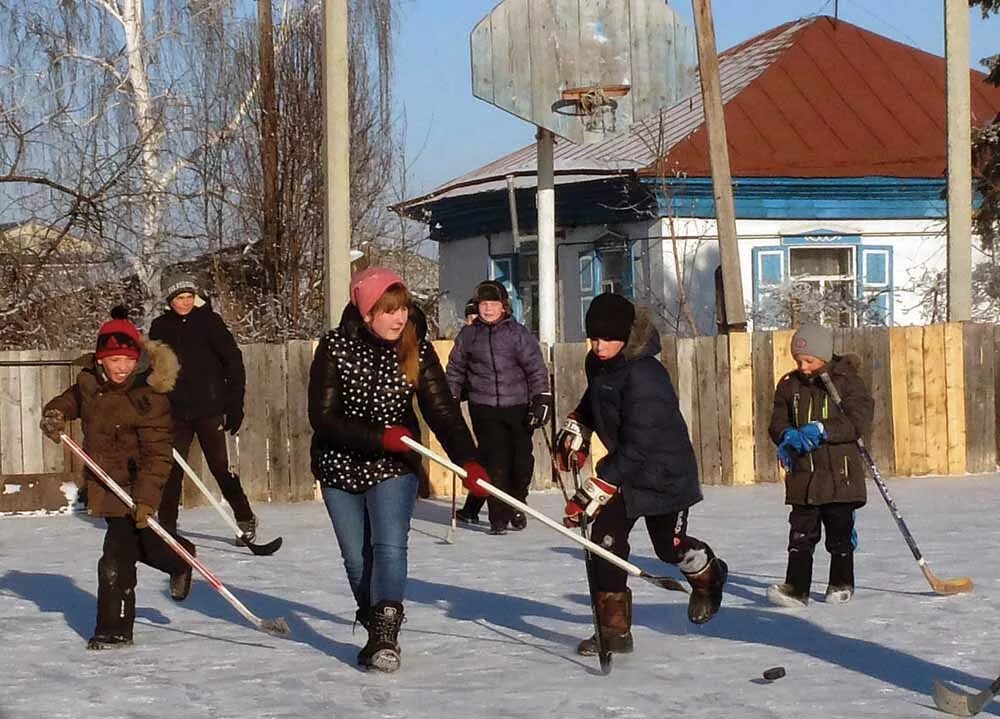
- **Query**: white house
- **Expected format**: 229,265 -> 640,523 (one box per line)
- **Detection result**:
394,16 -> 1000,340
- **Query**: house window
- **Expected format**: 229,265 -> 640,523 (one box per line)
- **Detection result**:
578,235 -> 635,334
490,245 -> 540,334
750,233 -> 893,329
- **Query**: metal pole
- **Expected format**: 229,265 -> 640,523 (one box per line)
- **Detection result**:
691,0 -> 747,332
536,128 -> 557,347
506,174 -> 522,252
323,0 -> 352,329
945,0 -> 972,322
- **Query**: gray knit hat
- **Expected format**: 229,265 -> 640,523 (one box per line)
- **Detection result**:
791,323 -> 833,363
162,271 -> 198,303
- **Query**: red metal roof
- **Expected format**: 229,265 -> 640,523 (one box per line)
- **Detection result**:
652,16 -> 1000,178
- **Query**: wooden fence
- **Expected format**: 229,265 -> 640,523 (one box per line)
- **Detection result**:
2,324 -> 998,513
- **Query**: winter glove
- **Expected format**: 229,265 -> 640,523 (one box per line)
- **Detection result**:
133,503 -> 156,529
555,415 -> 591,471
223,406 -> 244,435
40,409 -> 66,443
527,392 -> 554,431
461,461 -> 492,498
563,476 -> 618,527
381,426 -> 414,454
799,422 -> 827,451
776,437 -> 797,471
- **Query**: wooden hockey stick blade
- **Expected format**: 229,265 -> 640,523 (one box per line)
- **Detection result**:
640,572 -> 688,593
933,679 -> 1000,716
922,563 -> 973,595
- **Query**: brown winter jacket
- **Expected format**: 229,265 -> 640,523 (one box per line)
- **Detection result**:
44,341 -> 179,518
768,354 -> 873,507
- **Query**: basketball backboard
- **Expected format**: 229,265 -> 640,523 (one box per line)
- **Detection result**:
471,0 -> 697,145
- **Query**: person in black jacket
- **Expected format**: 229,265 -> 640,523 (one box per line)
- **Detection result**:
149,272 -> 258,541
767,323 -> 873,608
555,293 -> 728,657
308,267 -> 491,672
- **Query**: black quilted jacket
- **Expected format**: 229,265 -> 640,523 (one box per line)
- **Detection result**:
308,304 -> 477,492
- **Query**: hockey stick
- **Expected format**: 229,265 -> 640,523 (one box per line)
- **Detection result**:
444,472 -> 457,544
60,434 -> 290,636
932,676 -> 1000,717
572,462 -> 612,675
171,449 -> 282,556
541,425 -> 572,502
402,436 -> 687,593
818,372 -> 972,595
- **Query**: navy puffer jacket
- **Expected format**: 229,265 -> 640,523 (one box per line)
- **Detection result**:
573,309 -> 702,518
446,314 -> 548,407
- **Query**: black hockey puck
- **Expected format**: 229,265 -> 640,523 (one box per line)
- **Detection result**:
762,666 -> 786,681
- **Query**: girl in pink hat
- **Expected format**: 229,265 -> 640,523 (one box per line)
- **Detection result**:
308,267 -> 491,672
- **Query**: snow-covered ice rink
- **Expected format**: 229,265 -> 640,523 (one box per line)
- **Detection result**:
1,477 -> 997,718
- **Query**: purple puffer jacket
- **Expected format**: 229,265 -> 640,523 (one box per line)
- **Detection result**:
446,315 -> 548,407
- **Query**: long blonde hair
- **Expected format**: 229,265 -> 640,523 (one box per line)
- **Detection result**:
368,283 -> 420,386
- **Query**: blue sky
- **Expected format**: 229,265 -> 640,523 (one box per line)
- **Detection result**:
393,0 -> 1000,197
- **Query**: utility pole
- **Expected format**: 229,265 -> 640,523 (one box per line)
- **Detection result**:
945,0 -> 972,321
323,0 -> 352,329
691,0 -> 746,332
536,128 -> 557,348
259,0 -> 280,297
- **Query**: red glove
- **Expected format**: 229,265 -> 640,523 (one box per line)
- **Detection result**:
461,461 -> 492,498
555,415 -> 591,471
563,476 -> 618,527
381,426 -> 414,454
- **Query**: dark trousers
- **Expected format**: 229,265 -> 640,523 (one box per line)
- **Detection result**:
462,403 -> 534,525
158,415 -> 253,534
95,517 -> 192,637
787,503 -> 860,555
587,494 -> 711,593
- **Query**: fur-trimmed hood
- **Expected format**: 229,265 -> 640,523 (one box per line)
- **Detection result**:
622,307 -> 660,361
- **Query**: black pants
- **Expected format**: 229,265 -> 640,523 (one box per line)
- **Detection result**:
158,415 -> 253,534
95,517 -> 192,637
588,494 -> 711,593
787,503 -> 860,555
462,403 -> 534,525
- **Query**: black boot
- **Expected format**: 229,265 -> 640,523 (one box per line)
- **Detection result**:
682,550 -> 728,625
91,559 -> 135,649
768,549 -> 813,608
357,601 -> 405,672
577,590 -> 634,656
169,539 -> 195,601
825,552 -> 855,603
509,511 -> 527,531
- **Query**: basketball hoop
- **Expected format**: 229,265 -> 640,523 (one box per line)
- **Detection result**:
552,84 -> 631,133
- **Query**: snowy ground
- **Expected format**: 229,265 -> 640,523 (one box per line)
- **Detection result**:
1,477 -> 998,719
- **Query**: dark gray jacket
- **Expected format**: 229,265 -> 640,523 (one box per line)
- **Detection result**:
573,309 -> 702,519
446,315 -> 548,407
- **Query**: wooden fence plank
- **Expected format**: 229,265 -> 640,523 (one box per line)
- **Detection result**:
943,322 -> 967,476
904,326 -> 929,475
661,334 -> 679,390
554,341 -> 596,477
676,338 -> 699,474
964,324 -> 996,473
695,336 -> 721,485
751,331 -> 778,483
862,328 -> 895,476
771,329 -> 796,387
0,352 -> 24,474
728,332 -> 755,485
238,344 -> 270,502
39,351 -> 74,473
264,343 -> 291,502
715,336 -> 734,485
286,339 -> 317,502
921,324 -> 949,475
18,350 -> 45,474
888,327 -> 911,476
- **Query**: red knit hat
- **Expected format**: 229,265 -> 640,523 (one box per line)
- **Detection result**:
95,306 -> 142,361
350,267 -> 406,317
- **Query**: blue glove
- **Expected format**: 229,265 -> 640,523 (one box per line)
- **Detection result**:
799,422 -> 827,451
777,438 -> 797,470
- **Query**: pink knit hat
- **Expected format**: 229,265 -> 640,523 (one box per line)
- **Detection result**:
350,266 -> 406,317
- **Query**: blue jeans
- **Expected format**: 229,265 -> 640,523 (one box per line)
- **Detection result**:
321,474 -> 419,608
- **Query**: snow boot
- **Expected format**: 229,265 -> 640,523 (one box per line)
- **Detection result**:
455,507 -> 480,525
825,552 -> 854,604
768,549 -> 812,608
86,633 -> 134,650
682,549 -> 728,625
577,590 -> 634,656
235,513 -> 258,546
488,520 -> 508,535
509,511 -> 527,531
169,540 -> 195,601
358,601 -> 405,672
